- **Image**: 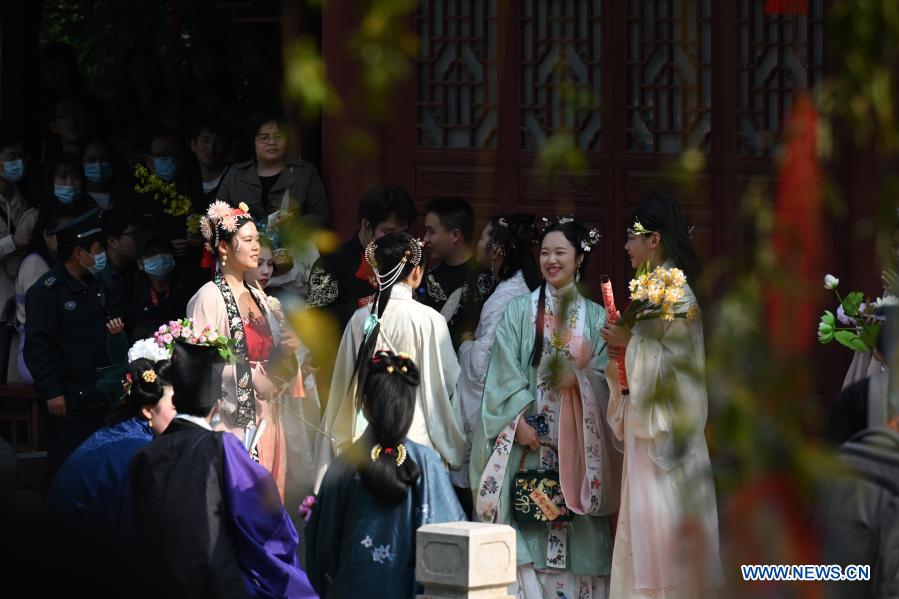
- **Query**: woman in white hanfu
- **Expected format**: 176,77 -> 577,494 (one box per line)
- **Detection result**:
600,194 -> 724,598
470,218 -> 620,599
451,214 -> 539,499
312,232 -> 466,490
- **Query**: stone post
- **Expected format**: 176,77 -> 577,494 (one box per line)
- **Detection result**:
416,521 -> 516,598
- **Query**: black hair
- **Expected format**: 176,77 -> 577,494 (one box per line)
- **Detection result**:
245,109 -> 287,148
80,137 -> 111,158
144,126 -> 183,155
42,153 -> 89,217
189,116 -> 231,142
630,193 -> 702,285
215,214 -> 256,250
140,236 -> 174,258
0,126 -> 24,151
488,213 -> 540,289
22,209 -> 73,271
357,185 -> 418,233
58,234 -> 102,263
530,219 -> 594,367
426,197 -> 475,243
352,232 -> 420,386
106,358 -> 172,426
101,207 -> 141,239
358,350 -> 422,502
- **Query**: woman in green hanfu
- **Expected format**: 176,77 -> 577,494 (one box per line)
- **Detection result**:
470,217 -> 620,599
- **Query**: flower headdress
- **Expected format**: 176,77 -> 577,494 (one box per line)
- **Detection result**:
200,201 -> 253,269
538,214 -> 601,252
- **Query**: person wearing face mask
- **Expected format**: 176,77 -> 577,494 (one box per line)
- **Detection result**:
24,208 -> 121,488
0,130 -> 39,314
43,153 -> 89,216
81,138 -> 135,216
127,237 -> 192,340
137,128 -> 192,252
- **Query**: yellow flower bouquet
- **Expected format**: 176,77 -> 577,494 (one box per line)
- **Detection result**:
622,264 -> 694,325
133,164 -> 192,218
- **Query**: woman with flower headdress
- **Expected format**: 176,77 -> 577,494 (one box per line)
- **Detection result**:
599,193 -> 723,597
312,231 -> 466,491
46,349 -> 174,589
187,200 -> 300,499
469,216 -> 619,598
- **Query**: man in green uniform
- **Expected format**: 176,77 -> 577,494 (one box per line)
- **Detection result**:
24,208 -> 117,484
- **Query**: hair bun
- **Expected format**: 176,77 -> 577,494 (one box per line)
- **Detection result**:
370,350 -> 420,387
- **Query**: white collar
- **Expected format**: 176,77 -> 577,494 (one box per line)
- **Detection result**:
390,282 -> 414,300
174,413 -> 213,430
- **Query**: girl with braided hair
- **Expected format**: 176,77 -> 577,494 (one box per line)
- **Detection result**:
470,216 -> 620,598
306,350 -> 464,599
313,232 -> 466,490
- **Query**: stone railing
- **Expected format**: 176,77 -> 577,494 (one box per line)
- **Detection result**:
416,521 -> 516,598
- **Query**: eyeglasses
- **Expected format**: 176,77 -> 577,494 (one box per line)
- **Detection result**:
256,133 -> 284,145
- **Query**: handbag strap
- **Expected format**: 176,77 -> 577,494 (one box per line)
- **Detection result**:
518,441 -> 557,472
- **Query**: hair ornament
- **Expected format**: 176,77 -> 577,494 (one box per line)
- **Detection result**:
141,369 -> 157,383
628,220 -> 656,236
370,443 -> 408,466
581,228 -> 601,252
200,200 -> 253,255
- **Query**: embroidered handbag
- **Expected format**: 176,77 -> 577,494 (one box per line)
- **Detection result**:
511,443 -> 573,524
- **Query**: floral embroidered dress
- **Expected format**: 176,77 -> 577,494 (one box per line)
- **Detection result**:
306,429 -> 465,599
469,285 -> 620,599
187,275 -> 288,499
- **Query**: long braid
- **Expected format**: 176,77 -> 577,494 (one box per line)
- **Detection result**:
351,233 -> 421,395
530,282 -> 547,366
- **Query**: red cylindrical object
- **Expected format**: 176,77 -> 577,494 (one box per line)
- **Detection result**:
600,275 -> 629,393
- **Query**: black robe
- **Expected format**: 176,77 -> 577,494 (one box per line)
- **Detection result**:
130,418 -> 252,599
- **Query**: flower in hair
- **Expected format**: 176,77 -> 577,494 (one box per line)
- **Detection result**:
238,202 -> 250,213
581,228 -> 601,252
142,369 -> 157,383
221,215 -> 239,233
199,217 -> 212,241
207,200 -> 233,220
558,215 -> 575,225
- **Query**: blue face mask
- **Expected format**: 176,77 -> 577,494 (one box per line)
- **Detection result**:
152,155 -> 180,182
83,161 -> 113,184
143,254 -> 175,280
55,184 -> 80,204
88,191 -> 111,209
1,159 -> 25,182
86,250 -> 106,275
